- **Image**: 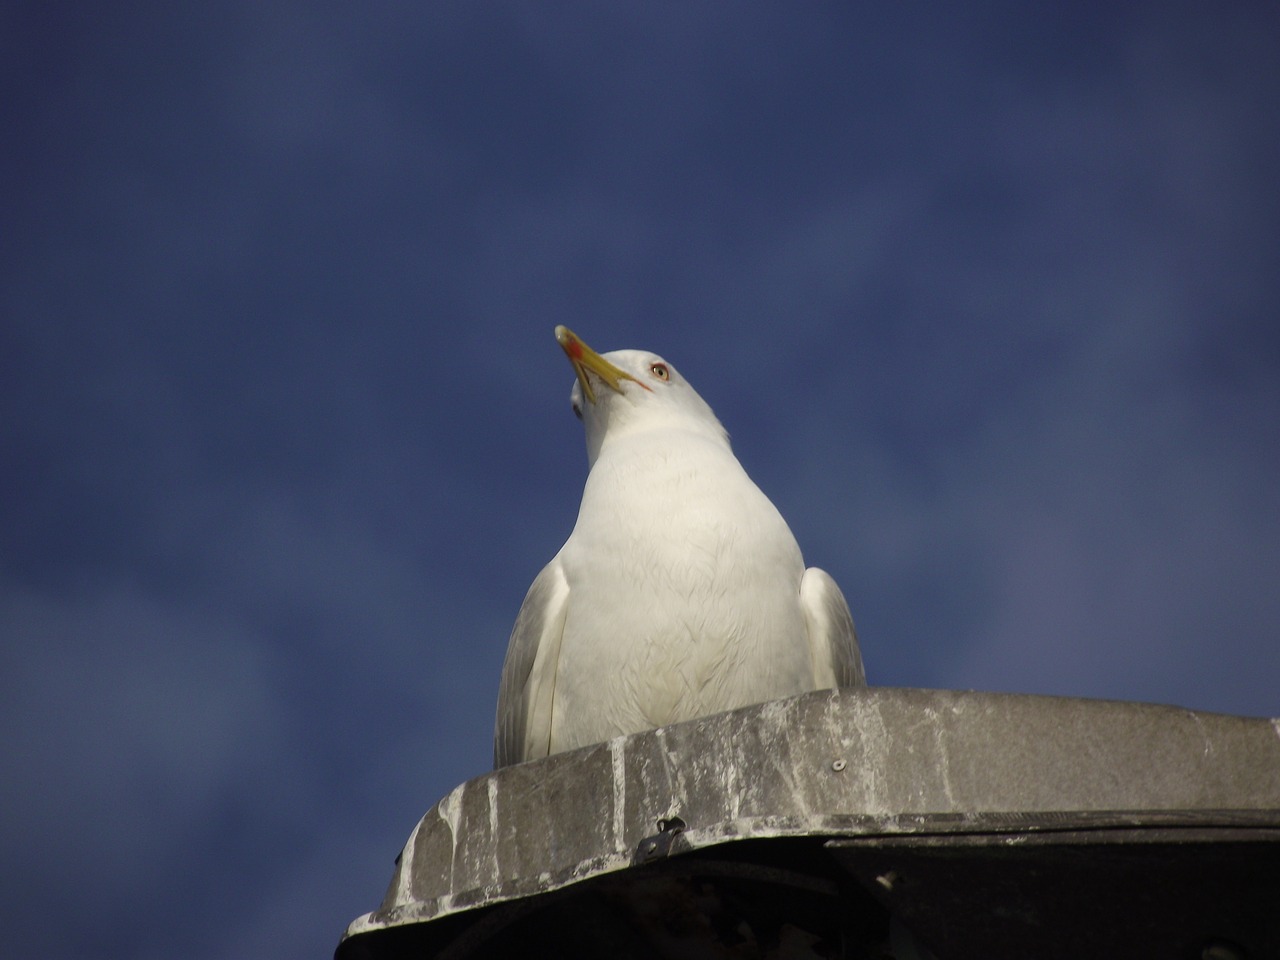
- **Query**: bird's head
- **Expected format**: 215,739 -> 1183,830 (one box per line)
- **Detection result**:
554,325 -> 728,466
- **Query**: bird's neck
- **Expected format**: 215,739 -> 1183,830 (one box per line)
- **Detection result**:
582,428 -> 750,515
590,420 -> 730,466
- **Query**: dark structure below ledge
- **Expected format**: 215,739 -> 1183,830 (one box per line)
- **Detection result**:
335,687 -> 1280,959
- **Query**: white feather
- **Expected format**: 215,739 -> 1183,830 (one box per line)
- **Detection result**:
494,343 -> 864,767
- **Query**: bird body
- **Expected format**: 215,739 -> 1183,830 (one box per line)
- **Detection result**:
494,330 -> 864,767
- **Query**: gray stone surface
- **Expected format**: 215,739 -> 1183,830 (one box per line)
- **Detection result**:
340,687 -> 1280,947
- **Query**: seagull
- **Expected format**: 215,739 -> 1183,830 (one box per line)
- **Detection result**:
494,326 -> 865,767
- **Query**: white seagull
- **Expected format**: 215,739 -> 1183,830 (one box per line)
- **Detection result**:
494,327 -> 865,767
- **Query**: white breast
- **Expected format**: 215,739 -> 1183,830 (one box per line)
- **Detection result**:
547,429 -> 814,754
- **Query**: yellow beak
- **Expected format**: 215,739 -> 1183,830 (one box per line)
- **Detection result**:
554,325 -> 649,404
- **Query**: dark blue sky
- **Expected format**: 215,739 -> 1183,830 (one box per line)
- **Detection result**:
4,3 -> 1278,957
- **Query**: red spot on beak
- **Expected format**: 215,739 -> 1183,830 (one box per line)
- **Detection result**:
566,339 -> 584,360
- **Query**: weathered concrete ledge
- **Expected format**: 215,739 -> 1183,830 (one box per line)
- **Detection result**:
338,687 -> 1280,953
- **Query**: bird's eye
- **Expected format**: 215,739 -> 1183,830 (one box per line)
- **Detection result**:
572,401 -> 583,420
650,363 -> 670,381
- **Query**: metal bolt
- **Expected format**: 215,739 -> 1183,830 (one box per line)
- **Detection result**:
875,870 -> 899,891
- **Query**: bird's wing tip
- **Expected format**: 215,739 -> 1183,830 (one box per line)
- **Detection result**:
800,566 -> 867,689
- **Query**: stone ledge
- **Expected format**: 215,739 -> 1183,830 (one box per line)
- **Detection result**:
336,688 -> 1280,958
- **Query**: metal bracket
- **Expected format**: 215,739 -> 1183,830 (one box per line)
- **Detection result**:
632,816 -> 689,865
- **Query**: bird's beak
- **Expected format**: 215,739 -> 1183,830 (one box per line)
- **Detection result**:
554,325 -> 649,404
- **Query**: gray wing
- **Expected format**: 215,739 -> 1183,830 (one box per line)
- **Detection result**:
799,566 -> 866,689
494,560 -> 570,768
